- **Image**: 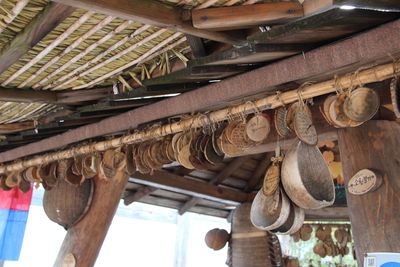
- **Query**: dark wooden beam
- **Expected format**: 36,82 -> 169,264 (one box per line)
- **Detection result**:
0,121 -> 35,134
178,156 -> 250,215
185,35 -> 206,58
130,170 -> 253,205
54,171 -> 129,267
303,0 -> 400,15
0,3 -> 75,76
52,0 -> 244,45
1,19 -> 400,162
0,87 -> 57,103
243,153 -> 270,192
192,2 -> 303,31
123,186 -> 157,205
338,120 -> 400,266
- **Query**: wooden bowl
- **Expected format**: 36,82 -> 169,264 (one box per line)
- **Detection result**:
204,228 -> 230,250
269,203 -> 305,235
281,141 -> 335,209
344,87 -> 380,122
250,189 -> 290,231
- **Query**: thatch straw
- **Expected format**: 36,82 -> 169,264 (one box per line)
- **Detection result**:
0,0 -> 48,50
0,0 -> 29,35
0,101 -> 57,124
167,0 -> 295,9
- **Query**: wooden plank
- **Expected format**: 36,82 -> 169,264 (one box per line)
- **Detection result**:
338,120 -> 400,266
192,2 -> 303,31
178,156 -> 250,215
54,171 -> 129,267
0,3 -> 75,76
130,170 -> 253,205
52,0 -> 244,45
0,87 -> 57,103
248,8 -> 400,44
123,186 -> 157,205
188,43 -> 314,66
1,18 -> 400,162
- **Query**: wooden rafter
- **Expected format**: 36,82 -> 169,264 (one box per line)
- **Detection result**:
0,3 -> 75,76
178,156 -> 250,215
51,0 -> 244,45
0,18 -> 399,163
129,170 -> 253,205
192,2 -> 303,31
243,153 -> 270,192
123,185 -> 157,205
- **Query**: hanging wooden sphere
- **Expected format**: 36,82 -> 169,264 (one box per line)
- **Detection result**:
205,228 -> 230,250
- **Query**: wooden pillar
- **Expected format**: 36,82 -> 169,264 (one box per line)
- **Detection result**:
54,171 -> 128,267
338,120 -> 400,266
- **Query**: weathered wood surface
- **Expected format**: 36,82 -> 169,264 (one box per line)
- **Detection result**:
0,121 -> 35,134
188,43 -> 313,66
0,87 -> 57,103
0,3 -> 75,76
130,170 -> 253,205
54,171 -> 128,267
123,185 -> 157,205
303,0 -> 400,15
304,206 -> 349,221
185,35 -> 206,58
338,120 -> 400,266
178,156 -> 250,215
1,18 -> 400,162
192,2 -> 303,31
248,8 -> 399,44
52,0 -> 243,45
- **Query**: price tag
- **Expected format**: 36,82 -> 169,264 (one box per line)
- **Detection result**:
348,169 -> 382,195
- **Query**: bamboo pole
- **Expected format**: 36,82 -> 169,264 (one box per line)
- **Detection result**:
1,11 -> 94,86
0,61 -> 396,173
72,32 -> 184,89
0,0 -> 29,35
35,21 -> 139,89
18,15 -> 115,88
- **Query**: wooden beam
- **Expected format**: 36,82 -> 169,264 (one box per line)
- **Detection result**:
0,121 -> 35,134
303,0 -> 400,15
192,2 -> 303,31
52,0 -> 244,45
1,18 -> 400,162
178,156 -> 250,215
338,120 -> 400,266
0,3 -> 75,76
130,170 -> 253,205
304,206 -> 349,221
0,87 -> 57,103
185,35 -> 206,58
243,153 -> 270,192
123,186 -> 157,205
54,171 -> 128,267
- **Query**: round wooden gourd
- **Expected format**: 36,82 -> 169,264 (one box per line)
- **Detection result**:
281,141 -> 335,209
269,203 -> 305,235
204,228 -> 230,250
43,177 -> 94,229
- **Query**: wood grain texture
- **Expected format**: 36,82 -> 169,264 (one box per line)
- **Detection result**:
338,120 -> 400,266
192,2 -> 303,31
0,121 -> 35,133
0,87 -> 57,103
0,3 -> 75,75
54,171 -> 128,267
52,0 -> 243,45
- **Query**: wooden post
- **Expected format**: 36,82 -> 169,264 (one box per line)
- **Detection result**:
53,171 -> 128,267
338,120 -> 400,266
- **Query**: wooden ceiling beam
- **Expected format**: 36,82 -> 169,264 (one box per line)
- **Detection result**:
123,186 -> 157,205
0,19 -> 399,162
0,87 -> 57,103
0,3 -> 75,76
51,0 -> 244,45
303,0 -> 400,15
178,156 -> 250,215
0,121 -> 36,134
192,2 -> 303,31
129,170 -> 253,205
